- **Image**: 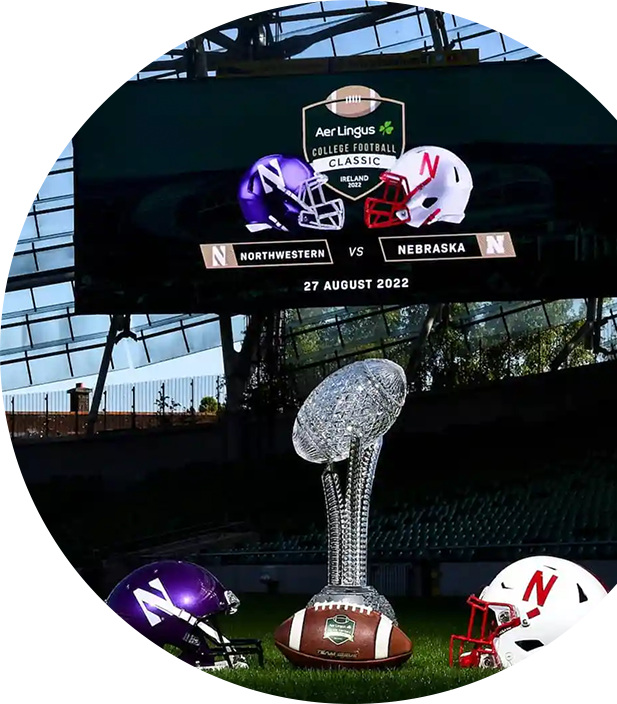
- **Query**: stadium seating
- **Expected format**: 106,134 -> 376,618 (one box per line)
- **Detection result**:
223,446 -> 617,564
33,420 -> 617,572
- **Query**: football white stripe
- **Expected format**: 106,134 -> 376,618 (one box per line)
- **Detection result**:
289,609 -> 306,651
374,615 -> 393,659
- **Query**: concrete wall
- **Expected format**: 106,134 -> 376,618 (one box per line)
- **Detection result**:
15,424 -> 225,487
15,416 -> 295,487
200,560 -> 617,596
14,361 -> 617,487
95,558 -> 616,603
95,560 -> 416,599
434,560 -> 617,595
399,360 -> 617,435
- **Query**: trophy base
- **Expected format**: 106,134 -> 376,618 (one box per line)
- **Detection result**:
307,585 -> 398,625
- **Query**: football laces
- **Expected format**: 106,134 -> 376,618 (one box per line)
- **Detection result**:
313,601 -> 373,615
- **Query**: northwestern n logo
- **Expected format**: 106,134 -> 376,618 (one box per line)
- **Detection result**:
255,158 -> 286,194
302,85 -> 406,201
133,578 -> 177,627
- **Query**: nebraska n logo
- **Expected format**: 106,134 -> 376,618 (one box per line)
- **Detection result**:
420,152 -> 440,179
522,570 -> 558,607
133,578 -> 177,627
302,84 -> 405,201
523,570 -> 557,618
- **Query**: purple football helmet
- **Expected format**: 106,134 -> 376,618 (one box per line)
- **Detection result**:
106,560 -> 263,670
238,154 -> 345,233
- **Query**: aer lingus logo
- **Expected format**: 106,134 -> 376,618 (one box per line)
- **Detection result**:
323,614 -> 357,646
302,85 -> 406,201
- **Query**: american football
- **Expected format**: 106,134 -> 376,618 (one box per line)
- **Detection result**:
292,359 -> 407,464
325,85 -> 382,119
274,602 -> 413,669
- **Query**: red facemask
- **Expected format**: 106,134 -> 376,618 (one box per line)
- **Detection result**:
364,172 -> 436,229
449,595 -> 522,669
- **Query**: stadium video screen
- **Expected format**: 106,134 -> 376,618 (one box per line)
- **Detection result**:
73,60 -> 617,313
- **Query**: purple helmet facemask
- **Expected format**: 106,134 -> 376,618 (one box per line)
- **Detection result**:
106,561 -> 263,670
238,154 -> 345,233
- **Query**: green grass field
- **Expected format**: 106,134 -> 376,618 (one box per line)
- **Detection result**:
0,592 -> 617,704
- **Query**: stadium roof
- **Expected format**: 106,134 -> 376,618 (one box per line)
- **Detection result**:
0,0 -> 617,391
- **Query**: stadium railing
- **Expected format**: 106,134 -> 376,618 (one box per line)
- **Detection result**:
3,375 -> 225,440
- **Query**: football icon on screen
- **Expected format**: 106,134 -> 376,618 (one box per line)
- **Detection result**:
364,146 -> 474,229
325,85 -> 382,119
238,154 -> 345,233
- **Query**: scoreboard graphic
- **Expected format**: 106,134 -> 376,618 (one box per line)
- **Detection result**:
201,232 -> 515,270
73,60 -> 617,313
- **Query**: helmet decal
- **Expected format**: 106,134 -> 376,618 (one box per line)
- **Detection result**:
521,569 -> 558,606
133,577 -> 178,627
254,157 -> 287,194
238,154 -> 345,233
419,151 -> 440,179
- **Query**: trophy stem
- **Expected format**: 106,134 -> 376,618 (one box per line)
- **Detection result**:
294,359 -> 407,625
321,465 -> 343,586
342,436 -> 382,587
359,437 -> 381,583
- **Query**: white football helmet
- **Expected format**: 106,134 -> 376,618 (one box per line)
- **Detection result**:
450,555 -> 607,669
364,146 -> 473,229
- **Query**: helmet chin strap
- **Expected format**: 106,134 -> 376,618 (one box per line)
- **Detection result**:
148,601 -> 247,669
195,620 -> 248,669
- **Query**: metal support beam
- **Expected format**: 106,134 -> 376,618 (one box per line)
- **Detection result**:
0,0 -> 428,83
584,298 -> 599,351
151,0 -> 235,51
255,4 -> 408,59
550,320 -> 593,372
551,298 -> 606,372
219,313 -> 266,462
206,0 -> 322,31
592,298 -> 604,353
219,313 -> 266,412
426,9 -> 446,52
6,266 -> 74,293
186,34 -> 210,78
85,315 -> 125,434
405,304 -> 443,387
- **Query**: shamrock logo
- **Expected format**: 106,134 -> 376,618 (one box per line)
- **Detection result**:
379,121 -> 394,135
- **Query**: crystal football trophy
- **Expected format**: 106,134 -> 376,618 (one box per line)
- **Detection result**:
292,359 -> 407,624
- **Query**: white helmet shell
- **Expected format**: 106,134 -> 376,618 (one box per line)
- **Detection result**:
481,556 -> 607,667
365,145 -> 473,229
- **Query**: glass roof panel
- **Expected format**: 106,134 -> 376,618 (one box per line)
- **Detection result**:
0,0 -> 617,389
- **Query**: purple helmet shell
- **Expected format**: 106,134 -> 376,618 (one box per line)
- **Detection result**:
238,154 -> 345,233
106,560 -> 260,669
